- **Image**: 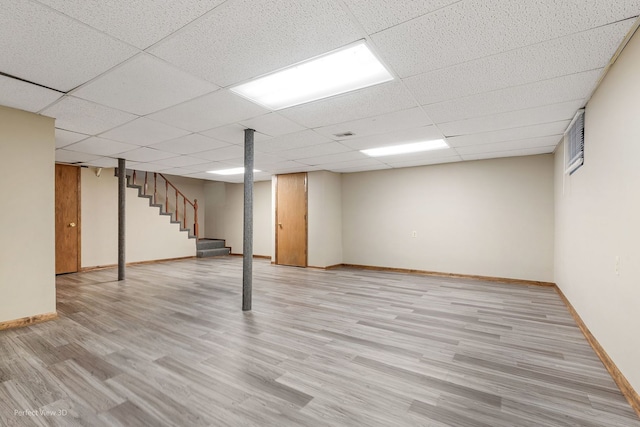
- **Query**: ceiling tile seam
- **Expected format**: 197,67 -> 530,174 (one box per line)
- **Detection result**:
578,16 -> 640,114
333,0 -> 401,81
446,121 -> 568,140
433,98 -> 587,127
460,146 -> 558,159
394,16 -> 639,81
37,95 -> 142,130
307,106 -> 426,137
29,0 -> 144,52
358,0 -> 465,37
0,71 -> 66,94
141,0 -> 232,52
415,67 -> 605,109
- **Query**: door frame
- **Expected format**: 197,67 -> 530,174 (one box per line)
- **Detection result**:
55,163 -> 81,274
275,172 -> 308,267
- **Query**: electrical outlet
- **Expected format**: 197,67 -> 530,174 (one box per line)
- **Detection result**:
412,231 -> 417,238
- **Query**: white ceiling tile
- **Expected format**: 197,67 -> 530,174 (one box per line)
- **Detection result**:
35,0 -> 226,49
154,167 -> 200,177
147,90 -> 269,132
55,129 -> 89,149
268,163 -> 321,175
147,134 -> 230,154
330,163 -> 392,173
239,113 -> 306,137
0,1 -> 137,92
319,157 -> 386,170
384,156 -> 462,169
379,148 -> 460,165
197,145 -> 245,161
72,54 -> 219,115
100,118 -> 190,145
126,162 -> 172,172
42,97 -> 137,135
423,70 -> 601,123
0,75 -> 62,113
252,160 -> 305,172
55,149 -> 101,164
278,142 -> 351,160
252,153 -> 291,168
446,121 -> 569,147
182,161 -> 238,173
65,137 -> 140,156
280,81 -> 418,128
117,147 -> 176,162
201,124 -> 272,145
299,151 -> 369,166
256,130 -> 332,153
153,155 -> 210,168
343,0 -> 459,33
149,0 -> 364,86
455,136 -> 563,155
404,20 -> 634,105
80,157 -> 121,168
341,125 -> 444,150
372,0 -> 640,77
438,100 -> 583,136
461,146 -> 556,161
313,107 -> 432,140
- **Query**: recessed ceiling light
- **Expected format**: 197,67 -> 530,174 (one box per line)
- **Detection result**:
207,167 -> 261,175
230,41 -> 393,110
361,139 -> 449,157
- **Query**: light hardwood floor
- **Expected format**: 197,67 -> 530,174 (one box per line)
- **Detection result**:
1,257 -> 638,426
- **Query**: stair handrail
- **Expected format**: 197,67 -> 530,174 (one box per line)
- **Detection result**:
131,170 -> 199,238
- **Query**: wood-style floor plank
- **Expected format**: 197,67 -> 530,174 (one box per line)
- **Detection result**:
0,257 -> 638,426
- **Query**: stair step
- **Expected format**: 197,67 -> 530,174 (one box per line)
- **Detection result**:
197,239 -> 226,250
197,248 -> 230,258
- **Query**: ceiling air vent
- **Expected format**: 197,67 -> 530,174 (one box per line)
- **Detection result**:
334,131 -> 355,137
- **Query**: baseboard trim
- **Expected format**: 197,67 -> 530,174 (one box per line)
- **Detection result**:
230,253 -> 272,260
554,287 -> 640,418
340,263 -> 555,287
0,312 -> 58,331
81,256 -> 196,272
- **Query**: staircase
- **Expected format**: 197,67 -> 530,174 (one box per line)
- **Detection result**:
126,177 -> 196,238
197,239 -> 230,258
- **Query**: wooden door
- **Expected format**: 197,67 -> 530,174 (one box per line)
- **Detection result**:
55,164 -> 80,274
276,173 -> 307,267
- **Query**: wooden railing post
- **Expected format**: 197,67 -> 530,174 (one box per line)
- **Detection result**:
132,170 -> 136,186
183,198 -> 187,229
165,179 -> 168,213
144,171 -> 148,195
153,173 -> 157,205
194,199 -> 199,238
175,190 -> 178,223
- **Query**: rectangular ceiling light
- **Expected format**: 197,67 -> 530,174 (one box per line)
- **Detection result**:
361,139 -> 449,157
230,41 -> 393,110
207,167 -> 260,175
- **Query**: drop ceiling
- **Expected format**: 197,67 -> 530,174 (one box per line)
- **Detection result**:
1,0 -> 639,183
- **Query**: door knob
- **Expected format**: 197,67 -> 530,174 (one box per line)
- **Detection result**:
278,223 -> 283,228
69,222 -> 76,227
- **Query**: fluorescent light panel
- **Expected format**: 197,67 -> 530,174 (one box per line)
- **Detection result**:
361,139 -> 449,157
207,167 -> 260,175
230,42 -> 393,110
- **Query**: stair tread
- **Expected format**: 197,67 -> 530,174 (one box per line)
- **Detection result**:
197,247 -> 230,258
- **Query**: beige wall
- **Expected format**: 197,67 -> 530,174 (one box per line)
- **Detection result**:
0,106 -> 56,322
81,168 -> 195,268
204,180 -> 272,257
342,155 -> 555,282
554,29 -> 640,392
308,171 -> 343,268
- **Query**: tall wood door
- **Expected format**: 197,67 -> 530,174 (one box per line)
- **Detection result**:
55,164 -> 80,274
276,173 -> 307,267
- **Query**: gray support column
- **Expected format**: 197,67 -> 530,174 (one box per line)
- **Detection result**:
118,158 -> 126,281
242,129 -> 255,311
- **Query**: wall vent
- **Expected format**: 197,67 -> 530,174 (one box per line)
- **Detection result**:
565,109 -> 585,175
